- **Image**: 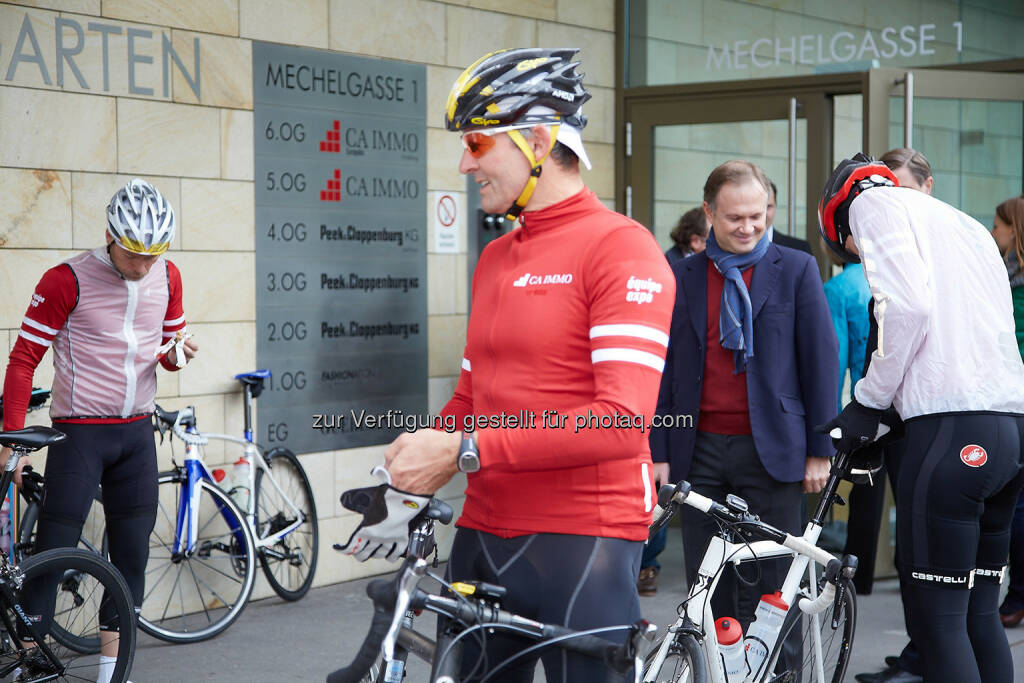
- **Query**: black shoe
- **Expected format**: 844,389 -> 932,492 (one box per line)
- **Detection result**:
884,656 -> 900,669
854,667 -> 924,683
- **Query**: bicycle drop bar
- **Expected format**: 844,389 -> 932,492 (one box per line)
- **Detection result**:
658,483 -> 836,567
327,556 -> 646,683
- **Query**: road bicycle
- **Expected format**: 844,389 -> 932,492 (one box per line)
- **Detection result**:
3,388 -> 106,565
640,441 -> 878,683
0,426 -> 136,682
13,372 -> 319,643
327,491 -> 656,683
141,369 -> 319,642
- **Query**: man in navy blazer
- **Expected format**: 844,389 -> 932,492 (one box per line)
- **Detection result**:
649,161 -> 838,657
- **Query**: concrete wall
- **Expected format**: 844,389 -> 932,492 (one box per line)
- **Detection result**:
0,0 -> 616,589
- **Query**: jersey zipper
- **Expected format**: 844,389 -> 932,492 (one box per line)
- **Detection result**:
121,280 -> 139,416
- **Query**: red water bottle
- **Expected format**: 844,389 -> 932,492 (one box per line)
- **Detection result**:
715,616 -> 746,682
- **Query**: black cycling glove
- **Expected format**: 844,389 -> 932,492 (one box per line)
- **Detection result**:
815,397 -> 884,452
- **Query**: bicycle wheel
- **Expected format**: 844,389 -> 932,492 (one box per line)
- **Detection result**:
6,547 -> 136,683
139,471 -> 256,643
16,491 -> 107,655
642,633 -> 707,683
254,447 -> 319,600
769,578 -> 856,683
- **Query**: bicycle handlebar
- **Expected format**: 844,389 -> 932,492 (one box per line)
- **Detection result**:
152,404 -> 206,445
327,576 -> 400,683
327,557 -> 650,682
658,482 -> 834,567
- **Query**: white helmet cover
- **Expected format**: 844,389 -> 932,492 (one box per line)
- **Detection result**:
107,179 -> 175,255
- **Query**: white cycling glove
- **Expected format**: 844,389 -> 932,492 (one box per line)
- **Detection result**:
336,468 -> 431,562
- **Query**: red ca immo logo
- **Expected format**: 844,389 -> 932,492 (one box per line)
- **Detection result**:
960,444 -> 988,467
319,120 -> 341,153
320,170 -> 341,202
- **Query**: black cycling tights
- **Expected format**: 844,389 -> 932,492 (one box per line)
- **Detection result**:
444,529 -> 643,683
897,412 -> 1024,683
23,419 -> 157,636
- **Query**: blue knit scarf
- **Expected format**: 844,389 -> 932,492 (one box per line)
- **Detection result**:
705,227 -> 772,372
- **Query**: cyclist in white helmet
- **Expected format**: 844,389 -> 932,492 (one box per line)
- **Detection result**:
2,179 -> 197,683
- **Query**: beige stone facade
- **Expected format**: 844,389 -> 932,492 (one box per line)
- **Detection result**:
0,0 -> 616,587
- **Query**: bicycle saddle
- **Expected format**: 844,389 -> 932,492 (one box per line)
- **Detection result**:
0,426 -> 67,451
235,370 -> 270,397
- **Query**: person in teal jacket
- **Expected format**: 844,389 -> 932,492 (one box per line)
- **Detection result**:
823,260 -> 871,412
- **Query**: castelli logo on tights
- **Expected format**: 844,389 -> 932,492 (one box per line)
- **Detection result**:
960,445 -> 988,467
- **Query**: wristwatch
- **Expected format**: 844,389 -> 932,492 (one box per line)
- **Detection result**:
458,431 -> 481,473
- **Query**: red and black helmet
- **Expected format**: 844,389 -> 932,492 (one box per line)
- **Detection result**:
818,153 -> 898,263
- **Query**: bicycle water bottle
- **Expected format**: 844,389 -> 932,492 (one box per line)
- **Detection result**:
211,468 -> 228,489
715,617 -> 746,682
743,591 -> 789,677
230,456 -> 251,511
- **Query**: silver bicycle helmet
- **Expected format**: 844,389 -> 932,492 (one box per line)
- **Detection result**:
106,179 -> 175,255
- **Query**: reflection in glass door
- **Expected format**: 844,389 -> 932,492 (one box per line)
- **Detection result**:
866,68 -> 1024,229
626,89 -> 833,264
890,96 -> 1023,228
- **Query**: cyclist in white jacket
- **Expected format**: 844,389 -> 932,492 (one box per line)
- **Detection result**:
818,153 -> 1024,683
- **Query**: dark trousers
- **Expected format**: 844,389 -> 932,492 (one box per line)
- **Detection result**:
641,525 -> 667,570
841,437 -> 922,675
680,432 -> 802,670
842,463 -> 889,594
1001,490 -> 1024,613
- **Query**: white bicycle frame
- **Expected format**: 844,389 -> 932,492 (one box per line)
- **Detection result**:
642,489 -> 839,683
169,410 -> 306,554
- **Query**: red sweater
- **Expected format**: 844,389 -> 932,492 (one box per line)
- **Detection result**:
698,264 -> 753,434
441,189 -> 674,540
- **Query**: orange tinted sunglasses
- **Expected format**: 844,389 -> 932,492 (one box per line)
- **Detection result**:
460,124 -> 535,158
461,131 -> 497,158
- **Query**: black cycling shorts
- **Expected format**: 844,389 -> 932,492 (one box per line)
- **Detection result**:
897,411 -> 1024,585
27,419 -> 158,635
896,411 -> 1024,683
444,528 -> 643,683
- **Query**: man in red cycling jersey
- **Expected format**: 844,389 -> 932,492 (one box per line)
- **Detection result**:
1,179 -> 197,683
339,48 -> 674,681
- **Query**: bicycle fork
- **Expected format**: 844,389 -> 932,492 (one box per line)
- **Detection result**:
173,435 -> 245,558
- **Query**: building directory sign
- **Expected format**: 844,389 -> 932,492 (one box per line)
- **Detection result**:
253,42 -> 427,453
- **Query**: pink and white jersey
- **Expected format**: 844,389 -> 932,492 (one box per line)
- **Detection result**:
2,247 -> 186,430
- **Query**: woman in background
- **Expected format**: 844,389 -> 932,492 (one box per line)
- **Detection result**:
992,194 -> 1024,627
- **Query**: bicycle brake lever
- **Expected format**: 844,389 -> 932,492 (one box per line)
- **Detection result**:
627,620 -> 657,683
831,579 -> 846,630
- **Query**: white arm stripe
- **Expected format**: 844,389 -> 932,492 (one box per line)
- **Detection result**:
164,315 -> 186,326
19,330 -> 53,347
589,324 -> 669,347
591,348 -> 665,372
461,358 -> 472,372
23,316 -> 58,336
641,461 -> 653,513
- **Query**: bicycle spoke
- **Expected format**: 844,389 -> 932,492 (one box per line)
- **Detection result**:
189,554 -> 247,585
157,561 -> 186,628
185,558 -> 216,626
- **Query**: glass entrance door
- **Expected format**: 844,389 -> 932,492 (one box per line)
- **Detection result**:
865,67 -> 1024,227
625,77 -> 856,262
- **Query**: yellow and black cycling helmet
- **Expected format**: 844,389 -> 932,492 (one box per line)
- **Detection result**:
444,47 -> 591,132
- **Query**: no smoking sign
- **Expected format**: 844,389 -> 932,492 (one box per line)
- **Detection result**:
431,191 -> 463,254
